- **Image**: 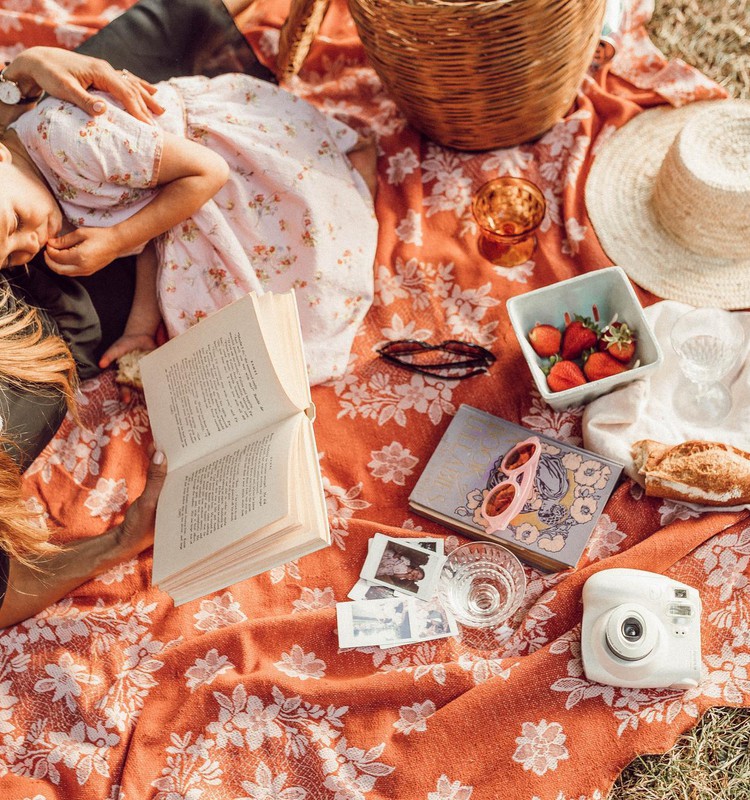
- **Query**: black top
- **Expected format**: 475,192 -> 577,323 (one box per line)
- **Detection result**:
1,260 -> 136,471
0,0 -> 273,612
76,0 -> 275,84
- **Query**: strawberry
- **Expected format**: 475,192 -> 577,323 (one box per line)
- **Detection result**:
528,323 -> 561,358
599,320 -> 636,363
583,351 -> 627,382
561,315 -> 599,360
545,358 -> 587,392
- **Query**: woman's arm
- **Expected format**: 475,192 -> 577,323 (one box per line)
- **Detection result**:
44,132 -> 230,276
1,47 -> 163,126
0,451 -> 167,628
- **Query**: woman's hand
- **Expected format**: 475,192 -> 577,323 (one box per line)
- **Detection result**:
3,47 -> 163,122
44,226 -> 121,276
100,334 -> 158,371
114,449 -> 167,560
0,450 -> 167,628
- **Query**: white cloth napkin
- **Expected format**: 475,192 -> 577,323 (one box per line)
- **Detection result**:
582,301 -> 750,491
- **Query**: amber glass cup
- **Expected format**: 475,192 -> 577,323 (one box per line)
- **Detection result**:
472,177 -> 546,267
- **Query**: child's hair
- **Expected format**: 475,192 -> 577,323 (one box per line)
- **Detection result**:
0,284 -> 78,563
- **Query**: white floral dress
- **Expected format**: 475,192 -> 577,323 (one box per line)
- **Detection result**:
12,74 -> 378,384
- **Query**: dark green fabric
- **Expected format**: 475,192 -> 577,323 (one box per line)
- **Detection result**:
76,0 -> 276,83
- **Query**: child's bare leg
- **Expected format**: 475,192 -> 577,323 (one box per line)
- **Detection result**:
99,241 -> 161,370
348,134 -> 378,200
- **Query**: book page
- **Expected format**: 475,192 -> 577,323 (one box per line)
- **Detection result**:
254,292 -> 311,415
165,418 -> 331,604
141,293 -> 302,471
152,414 -> 301,584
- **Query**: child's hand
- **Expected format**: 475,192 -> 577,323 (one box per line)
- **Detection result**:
44,227 -> 122,276
100,334 -> 157,371
101,335 -> 157,405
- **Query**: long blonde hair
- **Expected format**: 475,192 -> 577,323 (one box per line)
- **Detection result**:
0,285 -> 78,563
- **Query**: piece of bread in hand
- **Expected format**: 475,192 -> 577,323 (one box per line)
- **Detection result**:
115,349 -> 148,390
631,439 -> 750,506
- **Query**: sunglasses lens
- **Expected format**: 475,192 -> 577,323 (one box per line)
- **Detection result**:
382,340 -> 427,355
485,482 -> 516,516
444,341 -> 479,356
505,442 -> 538,470
444,341 -> 495,361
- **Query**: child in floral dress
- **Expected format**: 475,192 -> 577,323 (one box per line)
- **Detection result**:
3,72 -> 378,385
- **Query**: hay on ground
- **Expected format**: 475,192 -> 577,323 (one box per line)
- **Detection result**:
646,0 -> 749,98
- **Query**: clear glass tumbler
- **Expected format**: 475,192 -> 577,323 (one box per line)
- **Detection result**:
670,307 -> 745,426
438,542 -> 526,629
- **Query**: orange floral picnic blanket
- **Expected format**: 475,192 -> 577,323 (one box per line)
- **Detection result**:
0,2 -> 746,799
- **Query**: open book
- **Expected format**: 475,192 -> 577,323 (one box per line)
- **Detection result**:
140,291 -> 330,606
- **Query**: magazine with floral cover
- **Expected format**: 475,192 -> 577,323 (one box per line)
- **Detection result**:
408,404 -> 623,572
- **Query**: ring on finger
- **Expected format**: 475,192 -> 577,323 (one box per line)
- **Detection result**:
120,69 -> 131,80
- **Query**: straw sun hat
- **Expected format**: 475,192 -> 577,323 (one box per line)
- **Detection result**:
585,99 -> 750,309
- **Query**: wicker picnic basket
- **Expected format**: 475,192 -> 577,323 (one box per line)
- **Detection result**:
347,0 -> 607,150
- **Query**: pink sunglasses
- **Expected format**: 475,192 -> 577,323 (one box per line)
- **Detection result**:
480,436 -> 541,535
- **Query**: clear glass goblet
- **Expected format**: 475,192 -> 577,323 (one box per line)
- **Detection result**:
438,542 -> 526,629
670,307 -> 745,426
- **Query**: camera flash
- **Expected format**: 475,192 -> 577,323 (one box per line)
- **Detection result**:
669,603 -> 692,617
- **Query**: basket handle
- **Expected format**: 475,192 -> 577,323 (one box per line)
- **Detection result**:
277,0 -> 331,79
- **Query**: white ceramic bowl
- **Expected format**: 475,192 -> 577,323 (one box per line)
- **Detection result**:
506,266 -> 663,410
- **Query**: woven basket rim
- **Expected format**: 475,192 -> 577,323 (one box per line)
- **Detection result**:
350,0 -> 606,149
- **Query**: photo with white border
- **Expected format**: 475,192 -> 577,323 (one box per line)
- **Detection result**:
360,533 -> 445,601
336,597 -> 411,649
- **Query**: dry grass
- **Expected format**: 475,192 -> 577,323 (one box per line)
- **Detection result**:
610,706 -> 750,799
606,6 -> 749,797
646,0 -> 750,98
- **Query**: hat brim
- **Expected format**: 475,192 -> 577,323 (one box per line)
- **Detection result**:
585,100 -> 750,310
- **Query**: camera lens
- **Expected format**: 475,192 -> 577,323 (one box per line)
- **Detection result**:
604,606 -> 657,662
622,617 -> 643,641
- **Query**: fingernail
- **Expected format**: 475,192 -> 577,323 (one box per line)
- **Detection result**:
92,100 -> 106,113
152,450 -> 165,465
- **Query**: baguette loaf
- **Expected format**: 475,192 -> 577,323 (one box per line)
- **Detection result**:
631,439 -> 750,506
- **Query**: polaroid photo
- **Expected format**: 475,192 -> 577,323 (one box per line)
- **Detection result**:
360,533 -> 446,601
401,537 -> 445,556
385,597 -> 459,648
336,597 -> 412,649
351,537 -> 445,599
366,536 -> 444,557
347,578 -> 399,602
